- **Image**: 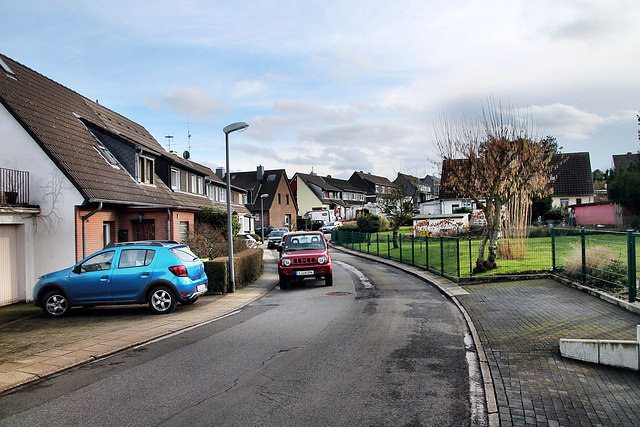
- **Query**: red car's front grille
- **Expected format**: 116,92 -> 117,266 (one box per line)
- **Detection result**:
291,257 -> 317,265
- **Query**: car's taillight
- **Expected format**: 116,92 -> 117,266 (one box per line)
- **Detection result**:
169,265 -> 188,277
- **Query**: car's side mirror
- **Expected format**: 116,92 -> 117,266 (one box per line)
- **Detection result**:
72,265 -> 82,274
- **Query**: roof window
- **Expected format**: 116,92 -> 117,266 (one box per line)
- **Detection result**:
95,145 -> 119,168
0,57 -> 16,79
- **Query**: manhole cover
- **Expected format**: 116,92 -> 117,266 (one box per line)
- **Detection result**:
326,291 -> 352,296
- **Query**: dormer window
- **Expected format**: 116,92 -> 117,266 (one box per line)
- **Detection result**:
138,155 -> 154,185
171,168 -> 180,190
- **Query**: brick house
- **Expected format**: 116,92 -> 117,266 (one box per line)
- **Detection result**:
228,166 -> 298,230
0,53 -> 248,305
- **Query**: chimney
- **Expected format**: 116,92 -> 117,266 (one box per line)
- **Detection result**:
257,165 -> 265,181
216,167 -> 224,180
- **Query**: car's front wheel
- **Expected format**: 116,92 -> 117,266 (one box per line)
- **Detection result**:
279,275 -> 289,290
325,274 -> 333,287
149,286 -> 177,314
42,290 -> 70,317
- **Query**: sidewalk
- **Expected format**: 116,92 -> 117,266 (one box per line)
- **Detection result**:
0,248 -> 279,394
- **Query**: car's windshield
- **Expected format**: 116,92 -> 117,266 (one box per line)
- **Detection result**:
270,231 -> 284,238
283,234 -> 325,251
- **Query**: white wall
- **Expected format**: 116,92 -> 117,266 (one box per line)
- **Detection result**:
0,104 -> 84,300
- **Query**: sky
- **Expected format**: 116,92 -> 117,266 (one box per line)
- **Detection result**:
2,0 -> 639,180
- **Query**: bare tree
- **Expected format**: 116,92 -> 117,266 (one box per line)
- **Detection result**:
433,99 -> 555,273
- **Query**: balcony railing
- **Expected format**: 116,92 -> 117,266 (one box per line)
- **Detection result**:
0,167 -> 29,205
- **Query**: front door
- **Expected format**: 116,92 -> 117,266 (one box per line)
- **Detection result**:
134,220 -> 155,241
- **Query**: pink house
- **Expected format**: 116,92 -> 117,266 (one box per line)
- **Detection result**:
572,202 -> 622,227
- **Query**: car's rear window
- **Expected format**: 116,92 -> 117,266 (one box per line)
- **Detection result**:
270,231 -> 284,238
170,246 -> 199,262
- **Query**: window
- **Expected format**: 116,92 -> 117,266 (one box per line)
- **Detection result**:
286,194 -> 289,205
137,156 -> 154,184
576,198 -> 582,205
560,198 -> 569,208
285,214 -> 291,226
95,145 -> 119,167
267,174 -> 276,181
171,169 -> 179,190
80,251 -> 115,272
118,249 -> 155,268
197,177 -> 204,195
103,221 -> 115,247
278,194 -> 281,204
180,221 -> 189,243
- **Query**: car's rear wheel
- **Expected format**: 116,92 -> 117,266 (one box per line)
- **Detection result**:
42,290 -> 70,317
149,286 -> 177,314
325,274 -> 333,287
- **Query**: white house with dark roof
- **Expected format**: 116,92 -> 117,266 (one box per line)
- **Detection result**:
0,53 -> 247,305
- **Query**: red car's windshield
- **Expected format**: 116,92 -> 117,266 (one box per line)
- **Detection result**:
283,234 -> 326,251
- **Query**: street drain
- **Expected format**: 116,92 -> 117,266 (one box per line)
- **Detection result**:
326,291 -> 352,296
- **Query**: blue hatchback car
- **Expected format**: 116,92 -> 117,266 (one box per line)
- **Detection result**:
33,241 -> 208,317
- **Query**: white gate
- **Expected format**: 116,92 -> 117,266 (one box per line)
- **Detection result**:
0,224 -> 18,306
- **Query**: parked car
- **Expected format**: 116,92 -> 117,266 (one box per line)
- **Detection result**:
32,241 -> 208,317
267,230 -> 287,249
319,221 -> 342,233
277,231 -> 333,289
254,226 -> 273,238
238,233 -> 258,248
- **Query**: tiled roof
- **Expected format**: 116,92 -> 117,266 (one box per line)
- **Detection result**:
612,153 -> 640,170
0,53 -> 208,209
353,171 -> 393,186
439,152 -> 594,200
230,169 -> 291,210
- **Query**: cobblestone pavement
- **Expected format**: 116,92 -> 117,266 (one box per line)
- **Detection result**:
458,279 -> 640,426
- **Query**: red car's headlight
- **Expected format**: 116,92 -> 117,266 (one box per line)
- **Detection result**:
282,258 -> 291,267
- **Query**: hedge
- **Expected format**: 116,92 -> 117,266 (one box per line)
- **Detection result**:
204,248 -> 264,294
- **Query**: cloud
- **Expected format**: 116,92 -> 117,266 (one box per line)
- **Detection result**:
529,103 -> 624,140
154,87 -> 228,120
233,79 -> 269,98
311,46 -> 377,80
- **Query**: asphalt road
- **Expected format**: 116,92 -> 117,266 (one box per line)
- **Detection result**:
0,249 -> 475,426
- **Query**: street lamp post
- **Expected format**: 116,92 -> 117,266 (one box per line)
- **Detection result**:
260,193 -> 269,243
223,121 -> 249,293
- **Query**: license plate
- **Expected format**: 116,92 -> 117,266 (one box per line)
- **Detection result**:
296,270 -> 314,276
196,284 -> 206,292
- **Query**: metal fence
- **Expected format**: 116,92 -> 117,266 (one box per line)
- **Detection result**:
332,227 -> 640,303
0,167 -> 29,205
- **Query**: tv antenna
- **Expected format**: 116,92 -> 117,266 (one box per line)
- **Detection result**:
165,134 -> 174,152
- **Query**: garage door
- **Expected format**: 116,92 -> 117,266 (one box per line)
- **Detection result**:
0,225 -> 18,306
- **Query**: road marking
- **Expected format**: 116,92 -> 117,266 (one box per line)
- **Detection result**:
334,260 -> 373,289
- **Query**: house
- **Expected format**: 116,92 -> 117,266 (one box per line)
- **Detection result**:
422,174 -> 441,198
437,152 -> 595,216
228,166 -> 298,230
0,53 -> 246,305
612,152 -> 640,170
393,172 -> 433,211
290,172 -> 365,221
348,171 -> 395,213
549,152 -> 595,208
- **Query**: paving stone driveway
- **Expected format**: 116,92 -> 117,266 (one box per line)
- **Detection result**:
459,278 -> 640,426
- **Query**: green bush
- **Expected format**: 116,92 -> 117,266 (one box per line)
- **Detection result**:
357,214 -> 381,233
204,248 -> 264,294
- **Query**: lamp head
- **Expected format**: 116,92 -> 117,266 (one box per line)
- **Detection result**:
223,122 -> 249,135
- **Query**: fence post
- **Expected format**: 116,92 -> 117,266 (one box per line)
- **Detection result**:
440,236 -> 444,275
376,233 -> 379,256
581,227 -> 586,284
426,236 -> 429,270
469,230 -> 473,277
387,234 -> 390,259
551,227 -> 556,272
359,232 -> 362,252
411,234 -> 415,266
456,236 -> 460,278
399,233 -> 403,263
628,231 -> 637,303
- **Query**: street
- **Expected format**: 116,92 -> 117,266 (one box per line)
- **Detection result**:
0,250 -> 475,426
